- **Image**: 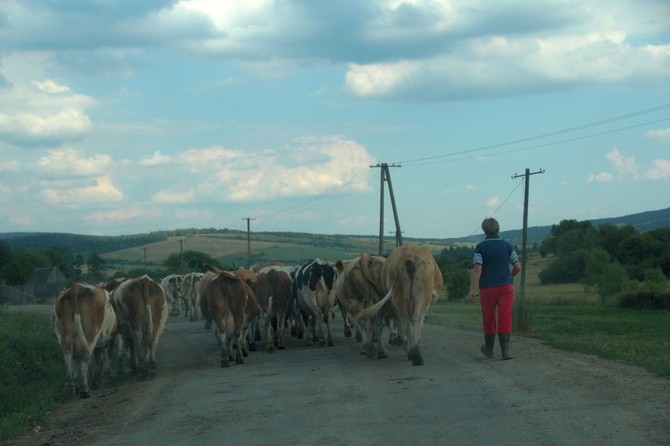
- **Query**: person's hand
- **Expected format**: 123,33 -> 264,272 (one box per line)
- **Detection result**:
468,291 -> 476,302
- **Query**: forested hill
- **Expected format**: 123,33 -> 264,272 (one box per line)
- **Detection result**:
453,207 -> 670,245
1,207 -> 668,254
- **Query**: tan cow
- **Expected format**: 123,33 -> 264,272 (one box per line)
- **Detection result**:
160,274 -> 183,316
181,271 -> 204,321
110,275 -> 168,380
255,265 -> 297,352
357,244 -> 444,365
200,266 -> 255,367
52,282 -> 120,398
334,254 -> 391,359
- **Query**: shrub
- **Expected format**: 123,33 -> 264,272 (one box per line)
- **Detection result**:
618,290 -> 670,311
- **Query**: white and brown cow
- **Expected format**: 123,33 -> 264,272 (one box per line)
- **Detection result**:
181,271 -> 204,321
110,275 -> 168,380
52,282 -> 120,398
160,274 -> 183,316
357,244 -> 444,365
255,265 -> 297,352
200,265 -> 257,367
334,253 -> 391,359
293,258 -> 339,347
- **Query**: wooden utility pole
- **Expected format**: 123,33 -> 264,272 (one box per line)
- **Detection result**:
242,217 -> 255,266
371,163 -> 403,255
511,168 -> 545,301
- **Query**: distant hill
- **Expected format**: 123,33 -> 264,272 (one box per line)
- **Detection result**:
1,207 -> 668,257
452,207 -> 670,246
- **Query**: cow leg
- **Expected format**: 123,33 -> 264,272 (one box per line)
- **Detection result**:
276,312 -> 287,350
78,359 -> 92,398
324,311 -> 335,347
62,351 -> 76,399
407,312 -> 427,366
265,313 -> 276,352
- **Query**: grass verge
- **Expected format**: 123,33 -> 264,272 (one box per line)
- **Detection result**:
0,307 -> 65,441
429,299 -> 670,378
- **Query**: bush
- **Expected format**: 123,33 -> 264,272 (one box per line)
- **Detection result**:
618,290 -> 670,311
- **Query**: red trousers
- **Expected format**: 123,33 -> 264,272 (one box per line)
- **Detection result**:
479,284 -> 515,336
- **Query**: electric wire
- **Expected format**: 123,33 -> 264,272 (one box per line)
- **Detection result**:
250,104 -> 669,225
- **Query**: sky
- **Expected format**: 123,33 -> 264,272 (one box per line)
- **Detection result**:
0,0 -> 669,240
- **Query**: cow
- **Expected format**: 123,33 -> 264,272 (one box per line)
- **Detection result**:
357,244 -> 444,365
254,265 -> 298,352
199,265 -> 257,367
160,274 -> 183,316
293,258 -> 339,347
180,271 -> 204,321
231,267 -> 261,353
52,282 -> 121,398
334,253 -> 391,359
110,275 -> 168,380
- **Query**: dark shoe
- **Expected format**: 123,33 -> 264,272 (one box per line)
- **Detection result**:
480,335 -> 495,358
499,333 -> 512,360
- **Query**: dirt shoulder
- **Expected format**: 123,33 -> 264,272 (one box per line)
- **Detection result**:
4,310 -> 669,446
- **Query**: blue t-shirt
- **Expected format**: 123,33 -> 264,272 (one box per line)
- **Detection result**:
473,235 -> 519,289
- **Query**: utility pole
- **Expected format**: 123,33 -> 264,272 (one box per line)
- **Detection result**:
371,163 -> 403,255
511,168 -> 545,302
242,217 -> 255,266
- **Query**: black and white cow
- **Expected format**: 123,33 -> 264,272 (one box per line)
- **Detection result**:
293,258 -> 338,347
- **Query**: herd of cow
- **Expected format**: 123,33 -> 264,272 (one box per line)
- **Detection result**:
51,243 -> 444,399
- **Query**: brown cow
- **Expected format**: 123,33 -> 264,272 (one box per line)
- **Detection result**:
200,265 -> 260,366
52,282 -> 120,398
334,254 -> 391,359
110,275 -> 168,380
357,244 -> 444,365
254,265 -> 297,352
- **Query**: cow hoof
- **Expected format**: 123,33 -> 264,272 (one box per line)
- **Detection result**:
344,327 -> 352,338
278,345 -> 285,350
327,340 -> 334,347
236,357 -> 245,365
411,356 -> 424,366
377,351 -> 388,359
249,343 -> 257,352
221,360 -> 230,368
79,390 -> 91,399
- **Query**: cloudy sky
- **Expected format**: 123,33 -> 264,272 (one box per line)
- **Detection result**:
0,0 -> 669,240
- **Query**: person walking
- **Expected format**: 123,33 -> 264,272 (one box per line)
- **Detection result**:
469,218 -> 522,360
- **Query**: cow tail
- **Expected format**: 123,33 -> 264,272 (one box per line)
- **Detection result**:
355,272 -> 398,322
359,253 -> 384,298
405,259 -> 416,296
142,277 -> 154,348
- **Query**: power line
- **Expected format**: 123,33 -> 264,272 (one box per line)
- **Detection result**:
396,103 -> 670,166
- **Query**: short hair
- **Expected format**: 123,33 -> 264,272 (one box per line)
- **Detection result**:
481,218 -> 500,235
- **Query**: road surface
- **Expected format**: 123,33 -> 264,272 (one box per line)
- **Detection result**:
5,307 -> 669,445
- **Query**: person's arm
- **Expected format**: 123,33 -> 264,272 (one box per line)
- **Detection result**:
469,264 -> 482,301
511,260 -> 522,277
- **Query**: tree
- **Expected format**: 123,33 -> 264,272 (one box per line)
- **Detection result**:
3,248 -> 48,285
163,250 -> 221,273
87,251 -> 105,282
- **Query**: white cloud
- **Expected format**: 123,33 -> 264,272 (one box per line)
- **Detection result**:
42,175 -> 123,206
140,150 -> 173,167
587,171 -> 615,183
645,159 -> 670,180
155,136 -> 375,203
588,149 -> 669,182
36,148 -> 112,178
605,149 -> 640,178
485,196 -> 500,208
645,128 -> 670,142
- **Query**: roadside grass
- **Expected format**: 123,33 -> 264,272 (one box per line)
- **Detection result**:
430,294 -> 670,378
0,307 -> 65,441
